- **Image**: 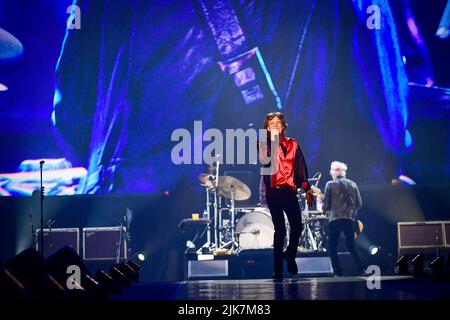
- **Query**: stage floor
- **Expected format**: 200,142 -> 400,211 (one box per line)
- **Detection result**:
112,275 -> 450,300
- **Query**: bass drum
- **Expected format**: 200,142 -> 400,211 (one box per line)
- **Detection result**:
235,207 -> 289,250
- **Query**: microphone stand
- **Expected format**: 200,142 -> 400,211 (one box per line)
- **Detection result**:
28,207 -> 36,249
39,160 -> 45,257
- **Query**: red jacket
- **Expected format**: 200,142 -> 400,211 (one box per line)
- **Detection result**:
259,135 -> 310,191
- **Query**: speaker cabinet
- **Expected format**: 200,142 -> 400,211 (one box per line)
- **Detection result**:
397,221 -> 447,255
35,228 -> 79,258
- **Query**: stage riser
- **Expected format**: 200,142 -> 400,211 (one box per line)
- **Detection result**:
186,254 -> 336,280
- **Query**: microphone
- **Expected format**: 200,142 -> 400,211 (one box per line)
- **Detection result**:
39,160 -> 45,165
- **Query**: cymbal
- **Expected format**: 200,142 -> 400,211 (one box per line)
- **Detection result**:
198,174 -> 251,201
217,176 -> 251,201
0,27 -> 24,60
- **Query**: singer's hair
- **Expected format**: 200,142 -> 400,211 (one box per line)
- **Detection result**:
264,111 -> 287,130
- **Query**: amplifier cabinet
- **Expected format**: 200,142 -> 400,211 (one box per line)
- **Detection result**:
82,226 -> 127,261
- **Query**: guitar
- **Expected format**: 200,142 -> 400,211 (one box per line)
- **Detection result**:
354,219 -> 364,239
310,185 -> 324,198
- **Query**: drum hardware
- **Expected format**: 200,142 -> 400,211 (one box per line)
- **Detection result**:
309,172 -> 322,187
197,169 -> 329,253
298,182 -> 328,252
219,185 -> 238,250
197,165 -> 219,252
198,162 -> 251,253
300,206 -> 318,251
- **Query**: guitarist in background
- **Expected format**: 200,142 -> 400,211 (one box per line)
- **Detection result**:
322,161 -> 369,277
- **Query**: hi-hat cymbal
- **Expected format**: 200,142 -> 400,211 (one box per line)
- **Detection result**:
217,176 -> 251,201
0,27 -> 24,60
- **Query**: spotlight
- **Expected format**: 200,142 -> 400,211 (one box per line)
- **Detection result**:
395,255 -> 409,275
411,254 -> 425,277
430,256 -> 445,278
369,245 -> 380,256
137,252 -> 146,262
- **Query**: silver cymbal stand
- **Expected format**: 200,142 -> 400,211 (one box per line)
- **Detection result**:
220,185 -> 237,250
205,184 -> 213,248
299,193 -> 318,251
198,165 -> 217,253
213,157 -> 220,249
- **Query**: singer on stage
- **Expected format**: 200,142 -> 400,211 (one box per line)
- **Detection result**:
259,112 -> 314,281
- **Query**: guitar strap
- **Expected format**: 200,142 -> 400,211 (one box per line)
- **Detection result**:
197,0 -> 283,107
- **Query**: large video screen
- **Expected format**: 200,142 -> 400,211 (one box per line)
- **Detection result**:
1,0 -> 449,196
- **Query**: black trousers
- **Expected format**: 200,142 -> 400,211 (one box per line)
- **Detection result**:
327,219 -> 364,276
266,186 -> 302,274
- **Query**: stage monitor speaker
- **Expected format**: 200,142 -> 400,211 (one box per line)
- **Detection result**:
46,245 -> 92,280
187,260 -> 229,279
397,221 -> 446,255
239,248 -> 273,279
0,264 -> 27,298
82,227 -> 127,261
296,256 -> 334,276
36,228 -> 79,258
4,248 -> 65,298
45,246 -> 107,299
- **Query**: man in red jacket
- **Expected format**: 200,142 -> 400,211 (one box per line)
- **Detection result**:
260,112 -> 315,281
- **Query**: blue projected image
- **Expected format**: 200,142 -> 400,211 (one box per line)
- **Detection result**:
0,0 -> 449,196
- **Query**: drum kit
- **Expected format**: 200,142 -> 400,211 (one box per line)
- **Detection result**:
197,163 -> 328,254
